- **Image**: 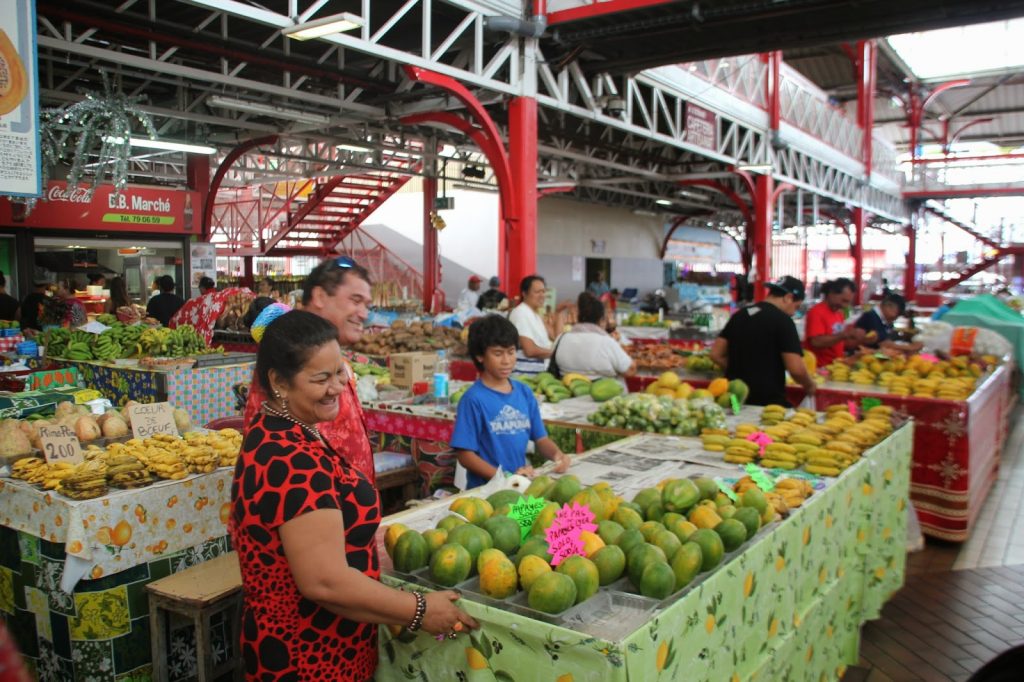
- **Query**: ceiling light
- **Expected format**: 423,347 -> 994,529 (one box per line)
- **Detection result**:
655,199 -> 673,206
207,96 -> 331,125
282,12 -> 363,41
103,136 -> 217,155
736,164 -> 773,173
336,143 -> 371,153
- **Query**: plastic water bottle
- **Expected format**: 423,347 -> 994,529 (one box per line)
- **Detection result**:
433,349 -> 450,410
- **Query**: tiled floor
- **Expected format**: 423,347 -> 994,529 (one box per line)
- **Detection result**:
842,405 -> 1024,681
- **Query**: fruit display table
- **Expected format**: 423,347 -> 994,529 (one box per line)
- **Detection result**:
626,372 -> 808,406
618,326 -> 671,342
0,472 -> 234,681
50,359 -> 254,428
813,363 -> 1014,541
377,423 -> 913,681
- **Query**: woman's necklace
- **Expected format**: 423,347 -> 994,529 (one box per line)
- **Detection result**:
261,401 -> 323,443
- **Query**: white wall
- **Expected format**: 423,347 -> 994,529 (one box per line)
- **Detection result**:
535,198 -> 665,300
364,186 -> 667,301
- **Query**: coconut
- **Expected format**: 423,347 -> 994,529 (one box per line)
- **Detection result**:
74,415 -> 102,442
101,414 -> 129,439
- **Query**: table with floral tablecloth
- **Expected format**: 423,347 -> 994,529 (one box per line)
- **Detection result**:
0,471 -> 235,681
377,423 -> 913,682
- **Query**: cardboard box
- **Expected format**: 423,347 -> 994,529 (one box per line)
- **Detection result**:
389,352 -> 438,388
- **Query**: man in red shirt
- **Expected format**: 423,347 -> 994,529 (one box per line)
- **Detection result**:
804,277 -> 863,366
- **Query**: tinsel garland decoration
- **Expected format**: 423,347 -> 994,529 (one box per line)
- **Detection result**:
24,71 -> 157,210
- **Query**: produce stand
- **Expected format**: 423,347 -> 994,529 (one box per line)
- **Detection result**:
50,359 -> 254,428
626,372 -> 808,406
377,423 -> 913,681
812,363 -> 1013,541
0,472 -> 234,681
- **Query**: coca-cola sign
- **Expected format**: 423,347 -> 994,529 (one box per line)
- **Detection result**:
0,181 -> 198,234
46,185 -> 93,204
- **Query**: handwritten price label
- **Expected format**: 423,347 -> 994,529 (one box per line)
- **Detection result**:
846,400 -> 860,419
39,425 -> 84,465
730,394 -> 741,415
508,496 -> 548,542
861,397 -> 882,412
715,478 -> 738,502
544,502 -> 597,566
127,402 -> 179,439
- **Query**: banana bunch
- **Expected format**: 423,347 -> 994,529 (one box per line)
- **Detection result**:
139,327 -> 174,356
105,454 -> 153,489
773,477 -> 814,508
183,429 -> 242,468
103,322 -> 144,359
723,437 -> 760,464
65,340 -> 94,361
700,432 -> 729,452
760,442 -> 800,469
42,328 -> 71,358
760,404 -> 787,425
40,463 -> 78,490
59,460 -> 108,500
734,422 -> 758,438
92,330 -> 124,361
10,457 -> 48,483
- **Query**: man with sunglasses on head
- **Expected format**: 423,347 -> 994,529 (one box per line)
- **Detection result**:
242,256 -> 377,483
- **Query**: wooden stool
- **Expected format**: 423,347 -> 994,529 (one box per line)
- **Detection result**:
147,551 -> 243,682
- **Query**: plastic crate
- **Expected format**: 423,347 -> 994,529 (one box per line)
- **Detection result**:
560,591 -> 660,640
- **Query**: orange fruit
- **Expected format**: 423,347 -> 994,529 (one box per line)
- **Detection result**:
708,378 -> 729,397
111,520 -> 133,547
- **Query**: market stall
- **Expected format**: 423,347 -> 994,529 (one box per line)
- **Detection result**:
51,359 -> 253,428
813,362 -> 1013,541
0,472 -> 235,681
377,423 -> 913,681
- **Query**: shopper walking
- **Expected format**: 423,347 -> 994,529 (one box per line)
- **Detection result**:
0,271 -> 19,321
456,275 -> 483,311
710,276 -> 817,406
231,310 -> 476,681
241,256 -> 377,483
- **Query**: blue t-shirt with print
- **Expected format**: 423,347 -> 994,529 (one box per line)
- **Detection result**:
450,379 -> 547,489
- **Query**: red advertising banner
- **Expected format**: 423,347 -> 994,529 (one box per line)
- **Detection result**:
0,181 -> 198,233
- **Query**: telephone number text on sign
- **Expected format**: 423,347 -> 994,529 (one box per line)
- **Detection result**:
102,213 -> 175,225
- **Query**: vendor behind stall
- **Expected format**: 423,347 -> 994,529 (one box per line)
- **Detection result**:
508,274 -> 570,371
552,292 -> 635,383
146,275 -> 186,326
451,314 -> 571,488
855,293 -> 923,353
804,278 -> 863,365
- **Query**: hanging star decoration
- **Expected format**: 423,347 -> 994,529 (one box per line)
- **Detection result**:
23,71 -> 157,212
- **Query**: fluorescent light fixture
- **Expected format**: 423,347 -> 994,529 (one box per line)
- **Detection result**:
282,12 -> 363,41
103,136 -> 217,155
207,96 -> 330,125
655,199 -> 673,206
336,143 -> 371,153
736,163 -> 773,173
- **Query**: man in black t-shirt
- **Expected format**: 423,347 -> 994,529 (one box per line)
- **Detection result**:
710,276 -> 817,406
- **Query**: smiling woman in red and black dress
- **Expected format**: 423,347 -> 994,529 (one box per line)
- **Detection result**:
230,310 -> 477,681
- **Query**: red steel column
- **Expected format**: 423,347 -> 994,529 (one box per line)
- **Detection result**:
186,154 -> 210,238
852,207 -> 865,304
752,174 -> 773,301
763,51 -> 782,137
904,221 -> 917,300
508,96 -> 538,291
856,40 -> 877,177
423,175 -> 439,311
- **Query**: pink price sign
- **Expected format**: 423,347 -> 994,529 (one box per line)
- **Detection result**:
544,502 -> 597,566
744,430 -> 774,456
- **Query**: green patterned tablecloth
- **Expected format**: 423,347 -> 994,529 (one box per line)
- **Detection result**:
377,423 -> 912,682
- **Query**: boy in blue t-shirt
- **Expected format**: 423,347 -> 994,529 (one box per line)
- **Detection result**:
450,314 -> 571,489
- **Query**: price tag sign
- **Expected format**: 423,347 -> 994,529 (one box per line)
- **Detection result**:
39,424 -> 85,465
544,502 -> 597,566
744,431 -> 774,456
730,394 -> 741,415
744,463 -> 775,492
509,496 -> 548,542
714,478 -> 738,502
846,400 -> 860,418
127,402 -> 179,439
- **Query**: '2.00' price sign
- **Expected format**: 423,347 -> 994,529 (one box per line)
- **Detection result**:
127,402 -> 179,439
39,425 -> 85,466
